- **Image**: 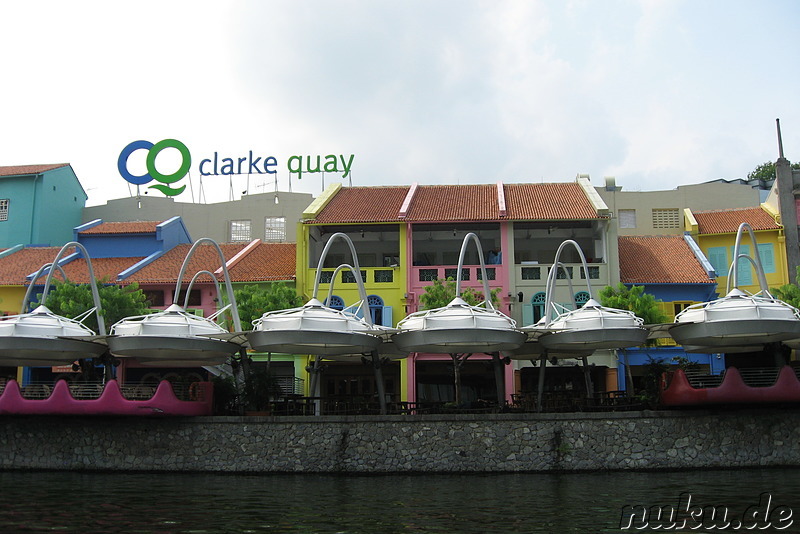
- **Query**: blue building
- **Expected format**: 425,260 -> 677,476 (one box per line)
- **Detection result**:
616,234 -> 725,391
0,164 -> 87,248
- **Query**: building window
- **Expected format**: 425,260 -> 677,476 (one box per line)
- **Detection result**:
574,291 -> 591,308
0,199 -> 8,221
143,290 -> 165,307
521,267 -> 541,280
175,289 -> 202,307
673,302 -> 693,320
230,220 -> 251,241
342,270 -> 367,284
531,292 -> 546,323
326,295 -> 344,310
618,209 -> 636,229
367,295 -> 384,326
374,269 -> 394,283
264,216 -> 286,242
652,208 -> 680,229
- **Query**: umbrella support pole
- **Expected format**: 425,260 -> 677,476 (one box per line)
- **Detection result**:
581,356 -> 594,400
537,353 -> 547,413
370,351 -> 388,415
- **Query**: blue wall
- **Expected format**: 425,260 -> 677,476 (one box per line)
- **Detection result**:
0,166 -> 86,248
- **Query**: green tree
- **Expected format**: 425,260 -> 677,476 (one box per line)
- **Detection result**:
234,282 -> 302,331
419,277 -> 499,310
771,266 -> 800,308
747,160 -> 800,182
41,279 -> 150,381
42,279 -> 149,333
598,283 -> 669,324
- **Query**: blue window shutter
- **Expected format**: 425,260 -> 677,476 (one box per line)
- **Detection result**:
707,247 -> 727,276
731,244 -> 752,285
382,306 -> 393,327
758,243 -> 775,274
522,303 -> 533,326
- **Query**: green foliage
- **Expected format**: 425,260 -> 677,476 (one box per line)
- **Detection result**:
747,160 -> 800,182
234,282 -> 303,330
598,283 -> 669,324
42,279 -> 149,333
771,266 -> 800,308
419,277 -> 500,310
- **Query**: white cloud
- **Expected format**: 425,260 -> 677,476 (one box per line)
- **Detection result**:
0,0 -> 798,205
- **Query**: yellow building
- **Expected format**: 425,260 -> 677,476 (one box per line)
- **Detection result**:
685,205 -> 788,296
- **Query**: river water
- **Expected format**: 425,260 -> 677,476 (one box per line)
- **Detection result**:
0,468 -> 796,533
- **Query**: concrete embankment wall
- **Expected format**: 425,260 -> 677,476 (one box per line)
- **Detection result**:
1,409 -> 798,473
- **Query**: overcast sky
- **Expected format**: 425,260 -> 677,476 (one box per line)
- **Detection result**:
1,0 -> 798,206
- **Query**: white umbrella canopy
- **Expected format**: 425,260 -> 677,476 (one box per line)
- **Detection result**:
521,240 -> 648,358
393,233 -> 525,355
393,296 -> 526,354
247,298 -> 383,356
669,223 -> 800,354
107,303 -> 241,366
105,239 -> 244,367
0,242 -> 107,367
0,305 -> 106,366
670,289 -> 800,353
536,298 -> 648,355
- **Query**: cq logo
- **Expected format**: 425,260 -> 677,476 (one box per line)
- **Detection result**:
117,139 -> 191,197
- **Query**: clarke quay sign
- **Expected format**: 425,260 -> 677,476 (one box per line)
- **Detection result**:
117,139 -> 355,197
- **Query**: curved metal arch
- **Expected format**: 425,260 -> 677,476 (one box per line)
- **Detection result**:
542,240 -> 593,327
41,241 -> 106,336
182,270 -> 223,310
455,232 -> 494,310
312,232 -> 371,324
174,238 -> 241,332
322,262 -> 372,325
21,262 -> 68,313
729,222 -> 770,294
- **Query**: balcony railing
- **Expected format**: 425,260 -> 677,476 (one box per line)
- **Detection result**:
411,265 -> 499,284
315,267 -> 397,285
516,262 -> 607,286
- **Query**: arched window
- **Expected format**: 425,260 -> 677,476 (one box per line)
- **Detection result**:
326,295 -> 344,310
367,294 -> 384,325
574,291 -> 591,308
531,292 -> 546,323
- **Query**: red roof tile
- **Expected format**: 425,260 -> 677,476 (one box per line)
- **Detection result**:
694,207 -> 780,234
59,257 -> 145,284
504,183 -> 600,220
0,247 -> 142,285
79,221 -> 162,235
311,186 -> 409,223
123,242 -> 296,284
403,184 -> 500,221
619,235 -> 714,284
228,243 -> 296,282
308,182 -> 602,224
0,164 -> 70,177
0,247 -> 64,285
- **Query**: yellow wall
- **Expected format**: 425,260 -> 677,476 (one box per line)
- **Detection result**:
0,286 -> 27,315
295,223 -> 411,400
697,230 -> 789,295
